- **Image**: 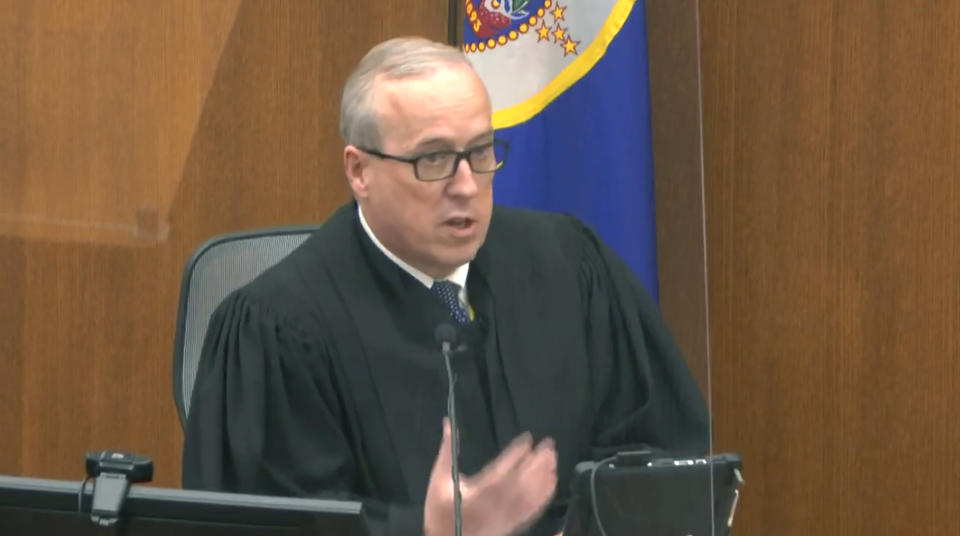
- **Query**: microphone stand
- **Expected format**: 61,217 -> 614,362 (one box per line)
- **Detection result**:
441,338 -> 463,536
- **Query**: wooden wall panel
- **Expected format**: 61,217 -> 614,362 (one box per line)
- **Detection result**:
0,237 -> 24,476
646,0 -> 709,395
0,0 -> 448,487
0,2 -> 26,476
701,1 -> 960,534
1,0 -> 242,244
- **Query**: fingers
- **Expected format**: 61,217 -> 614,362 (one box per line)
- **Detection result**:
463,433 -> 558,532
468,431 -> 534,488
511,438 -> 557,514
501,437 -> 556,513
519,437 -> 557,490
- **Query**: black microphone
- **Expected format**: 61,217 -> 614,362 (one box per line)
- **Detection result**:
434,324 -> 462,536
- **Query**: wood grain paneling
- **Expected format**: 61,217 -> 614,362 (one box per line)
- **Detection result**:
0,0 -> 242,245
0,0 -> 26,477
0,237 -> 24,476
701,1 -> 960,533
0,0 -> 448,487
646,0 -> 710,395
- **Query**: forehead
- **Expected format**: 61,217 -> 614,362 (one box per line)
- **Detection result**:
372,65 -> 492,150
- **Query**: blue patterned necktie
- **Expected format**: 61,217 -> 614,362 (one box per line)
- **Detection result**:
431,280 -> 470,324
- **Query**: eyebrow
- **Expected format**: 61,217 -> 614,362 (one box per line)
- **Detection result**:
411,130 -> 495,153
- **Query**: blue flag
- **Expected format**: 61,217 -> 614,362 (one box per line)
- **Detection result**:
464,0 -> 659,300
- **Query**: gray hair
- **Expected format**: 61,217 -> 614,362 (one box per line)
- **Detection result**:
339,37 -> 475,148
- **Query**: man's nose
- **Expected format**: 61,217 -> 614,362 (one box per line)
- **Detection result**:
445,158 -> 480,196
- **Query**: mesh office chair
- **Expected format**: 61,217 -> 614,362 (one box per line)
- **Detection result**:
172,225 -> 320,430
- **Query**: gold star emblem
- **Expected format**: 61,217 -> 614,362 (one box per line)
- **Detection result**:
561,35 -> 580,56
552,3 -> 566,22
537,21 -> 550,42
552,24 -> 566,43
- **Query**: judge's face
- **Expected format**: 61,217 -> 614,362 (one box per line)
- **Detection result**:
345,64 -> 494,279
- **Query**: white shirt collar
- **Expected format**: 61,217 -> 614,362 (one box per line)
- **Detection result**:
357,205 -> 470,292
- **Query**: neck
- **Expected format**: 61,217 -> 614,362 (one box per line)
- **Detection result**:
357,205 -> 464,284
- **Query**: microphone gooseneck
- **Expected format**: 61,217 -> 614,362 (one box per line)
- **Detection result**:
435,324 -> 462,536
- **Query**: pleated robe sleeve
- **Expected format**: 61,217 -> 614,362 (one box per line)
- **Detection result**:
181,291 -> 424,536
570,218 -> 710,459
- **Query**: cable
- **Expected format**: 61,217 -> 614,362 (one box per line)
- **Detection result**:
77,476 -> 91,514
589,456 -> 617,536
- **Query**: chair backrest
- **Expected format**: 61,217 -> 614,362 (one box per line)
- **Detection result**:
172,225 -> 320,429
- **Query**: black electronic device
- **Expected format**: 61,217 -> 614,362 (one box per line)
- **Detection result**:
84,450 -> 155,526
564,452 -> 743,536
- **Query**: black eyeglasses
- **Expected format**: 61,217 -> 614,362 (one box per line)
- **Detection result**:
357,139 -> 509,182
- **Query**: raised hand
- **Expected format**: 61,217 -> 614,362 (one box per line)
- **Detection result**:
424,419 -> 557,536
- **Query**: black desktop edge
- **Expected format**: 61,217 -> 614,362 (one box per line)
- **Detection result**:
0,474 -> 367,535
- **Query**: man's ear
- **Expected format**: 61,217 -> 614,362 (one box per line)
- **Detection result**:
344,145 -> 369,200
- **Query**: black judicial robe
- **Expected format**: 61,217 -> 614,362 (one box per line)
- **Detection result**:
182,202 -> 708,535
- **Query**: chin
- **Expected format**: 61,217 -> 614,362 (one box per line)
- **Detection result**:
438,245 -> 480,268
442,252 -> 477,268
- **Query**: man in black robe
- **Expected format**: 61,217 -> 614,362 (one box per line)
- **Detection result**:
182,37 -> 708,536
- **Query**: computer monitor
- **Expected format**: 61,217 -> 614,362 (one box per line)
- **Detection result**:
0,474 -> 367,535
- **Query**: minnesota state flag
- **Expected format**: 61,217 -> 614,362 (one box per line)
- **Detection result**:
464,0 -> 659,300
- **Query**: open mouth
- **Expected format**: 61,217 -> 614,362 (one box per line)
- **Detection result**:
444,217 -> 475,230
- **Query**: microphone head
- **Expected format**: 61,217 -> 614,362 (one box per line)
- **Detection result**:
434,323 -> 460,347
